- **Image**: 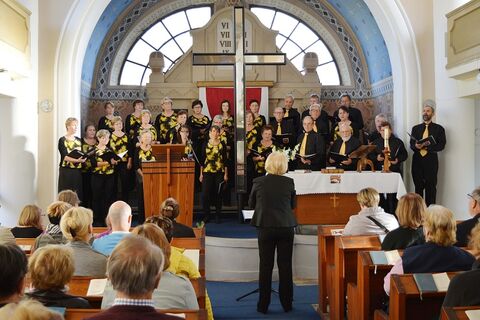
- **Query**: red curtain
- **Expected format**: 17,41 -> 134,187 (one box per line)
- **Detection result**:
205,87 -> 262,117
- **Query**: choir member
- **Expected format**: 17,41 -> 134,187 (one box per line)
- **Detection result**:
296,116 -> 326,171
199,125 -> 228,223
91,129 -> 116,226
309,103 -> 331,143
220,100 -> 234,134
252,125 -> 277,178
188,99 -> 210,190
154,97 -> 177,144
110,116 -> 132,202
138,109 -> 157,142
212,115 -> 234,205
81,124 -> 96,209
333,94 -> 364,129
167,110 -> 188,144
97,101 -> 115,132
124,99 -> 144,141
283,94 -> 301,134
329,123 -> 361,171
246,110 -> 260,195
58,117 -> 85,200
300,93 -> 322,120
134,130 -> 156,223
367,113 -> 388,144
331,105 -> 360,142
271,107 -> 296,149
249,99 -> 266,129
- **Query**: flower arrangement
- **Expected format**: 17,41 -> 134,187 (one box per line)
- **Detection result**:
272,144 -> 300,162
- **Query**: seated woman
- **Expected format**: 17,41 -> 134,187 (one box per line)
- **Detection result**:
456,186 -> 480,247
443,224 -> 480,307
381,193 -> 426,250
343,188 -> 399,236
10,205 -> 43,238
60,206 -> 107,277
26,245 -> 91,308
101,223 -> 198,310
384,205 -> 476,295
34,201 -> 72,250
57,189 -> 80,207
160,197 -> 195,238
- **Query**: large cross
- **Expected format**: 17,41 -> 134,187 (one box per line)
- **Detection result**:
193,7 -> 285,194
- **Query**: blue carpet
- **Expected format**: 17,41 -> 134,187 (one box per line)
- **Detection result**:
203,218 -> 257,238
207,281 -> 319,319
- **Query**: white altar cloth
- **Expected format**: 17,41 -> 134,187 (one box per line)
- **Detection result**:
284,171 -> 406,197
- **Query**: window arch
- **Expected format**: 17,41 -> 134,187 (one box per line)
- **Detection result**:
250,6 -> 340,85
119,6 -> 212,86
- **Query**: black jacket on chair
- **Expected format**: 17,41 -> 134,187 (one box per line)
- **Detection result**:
249,174 -> 297,228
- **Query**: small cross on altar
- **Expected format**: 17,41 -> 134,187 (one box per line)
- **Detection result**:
192,7 -> 286,193
330,194 -> 340,208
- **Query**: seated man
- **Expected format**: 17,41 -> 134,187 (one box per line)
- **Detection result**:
295,116 -> 326,171
86,235 -> 181,320
92,201 -> 132,256
328,123 -> 361,171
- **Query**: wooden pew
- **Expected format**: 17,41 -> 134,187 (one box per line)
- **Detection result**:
317,224 -> 345,316
386,272 -> 462,320
172,236 -> 206,278
65,308 -> 207,320
92,227 -> 205,239
15,237 -> 35,254
347,250 -> 399,320
330,235 -> 381,320
441,306 -> 480,320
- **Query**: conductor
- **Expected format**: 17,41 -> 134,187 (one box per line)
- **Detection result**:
249,151 -> 297,314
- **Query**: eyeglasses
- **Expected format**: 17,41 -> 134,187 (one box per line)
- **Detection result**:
468,193 -> 473,199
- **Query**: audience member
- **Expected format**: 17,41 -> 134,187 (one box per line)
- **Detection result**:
160,198 -> 195,238
343,188 -> 399,235
0,299 -> 63,320
60,206 -> 107,277
0,243 -> 28,307
58,189 -> 81,207
456,187 -> 480,247
86,235 -> 181,320
101,223 -> 198,310
381,193 -> 425,250
0,227 -> 15,244
26,245 -> 91,308
34,201 -> 72,250
384,205 -> 475,295
10,205 -> 43,238
443,224 -> 480,307
92,201 -> 132,255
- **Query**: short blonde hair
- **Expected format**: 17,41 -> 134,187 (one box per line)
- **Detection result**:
58,189 -> 80,206
60,207 -> 93,241
18,205 -> 42,229
396,193 -> 426,228
468,224 -> 480,257
356,188 -> 380,207
132,223 -> 171,270
65,117 -> 78,129
141,109 -> 152,117
96,129 -> 110,139
46,201 -> 72,225
161,97 -> 173,105
265,151 -> 288,175
424,205 -> 456,246
111,115 -> 123,125
28,245 -> 74,291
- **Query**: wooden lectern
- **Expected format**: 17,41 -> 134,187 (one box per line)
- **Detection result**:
142,144 -> 195,226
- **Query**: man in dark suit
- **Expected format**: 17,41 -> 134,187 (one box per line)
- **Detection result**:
283,94 -> 301,134
249,151 -> 297,314
309,103 -> 330,143
410,100 -> 446,206
86,236 -> 180,320
367,113 -> 388,144
329,123 -> 361,170
333,94 -> 364,130
455,188 -> 480,247
296,116 -> 326,171
271,107 -> 296,149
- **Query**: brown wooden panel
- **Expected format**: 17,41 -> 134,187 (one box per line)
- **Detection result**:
441,306 -> 480,320
65,308 -> 207,320
295,193 -> 360,225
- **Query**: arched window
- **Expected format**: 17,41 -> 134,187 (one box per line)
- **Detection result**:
120,6 -> 212,86
251,6 -> 340,85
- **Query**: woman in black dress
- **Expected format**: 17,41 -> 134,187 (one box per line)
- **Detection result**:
249,99 -> 266,129
220,99 -> 234,134
10,205 -> 43,238
249,151 -> 297,314
124,99 -> 144,141
246,111 -> 260,196
134,130 -> 156,223
199,125 -> 227,223
97,101 -> 115,132
167,110 -> 188,144
58,117 -> 85,200
251,125 -> 277,179
154,97 -> 177,144
188,99 -> 210,191
110,116 -> 131,202
81,124 -> 96,209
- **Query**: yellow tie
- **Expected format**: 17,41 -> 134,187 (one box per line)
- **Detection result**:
313,122 -> 318,133
339,141 -> 346,155
420,124 -> 429,157
300,132 -> 308,156
276,122 -> 282,135
285,110 -> 289,117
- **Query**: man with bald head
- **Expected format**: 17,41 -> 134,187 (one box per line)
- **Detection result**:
92,201 -> 132,256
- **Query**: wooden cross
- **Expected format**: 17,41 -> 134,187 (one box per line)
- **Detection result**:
192,7 -> 285,193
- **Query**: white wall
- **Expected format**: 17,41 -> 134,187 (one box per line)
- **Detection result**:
433,0 -> 475,219
0,0 -> 39,227
475,98 -> 480,187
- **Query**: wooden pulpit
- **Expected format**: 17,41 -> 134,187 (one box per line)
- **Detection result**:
142,144 -> 195,226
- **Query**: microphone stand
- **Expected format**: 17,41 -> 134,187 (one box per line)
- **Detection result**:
187,139 -> 201,165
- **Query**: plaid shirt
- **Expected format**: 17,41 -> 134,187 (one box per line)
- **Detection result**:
113,298 -> 155,308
